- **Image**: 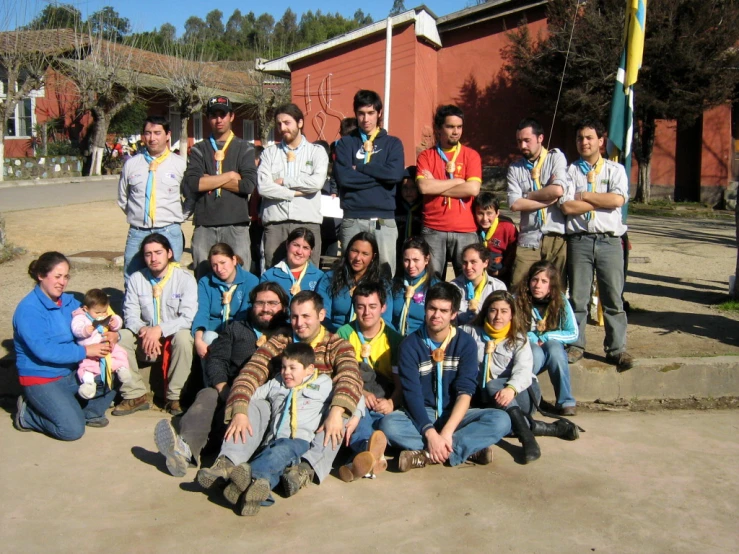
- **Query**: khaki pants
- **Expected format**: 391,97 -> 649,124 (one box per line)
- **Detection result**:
119,328 -> 194,401
510,235 -> 567,289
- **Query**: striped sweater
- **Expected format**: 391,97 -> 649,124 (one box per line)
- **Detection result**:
224,328 -> 363,422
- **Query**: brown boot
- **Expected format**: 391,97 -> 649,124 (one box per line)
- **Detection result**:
398,450 -> 432,472
111,395 -> 150,416
338,452 -> 377,483
367,430 -> 388,475
467,445 -> 495,465
165,400 -> 183,416
196,456 -> 235,490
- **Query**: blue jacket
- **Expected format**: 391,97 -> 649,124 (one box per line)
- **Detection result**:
13,286 -> 86,379
527,294 -> 579,345
260,261 -> 324,301
316,270 -> 394,332
391,273 -> 440,336
397,327 -> 479,434
334,129 -> 405,219
192,265 -> 258,335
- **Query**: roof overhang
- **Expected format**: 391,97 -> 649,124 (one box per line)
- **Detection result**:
257,8 -> 441,78
436,0 -> 549,33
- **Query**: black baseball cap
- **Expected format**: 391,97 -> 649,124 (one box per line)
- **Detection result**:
207,96 -> 233,114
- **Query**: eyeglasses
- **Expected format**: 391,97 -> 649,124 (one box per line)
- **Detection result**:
254,301 -> 282,308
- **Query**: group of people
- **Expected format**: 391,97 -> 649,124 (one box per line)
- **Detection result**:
12,88 -> 632,517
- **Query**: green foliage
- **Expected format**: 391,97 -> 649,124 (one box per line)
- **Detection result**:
717,300 -> 739,312
24,4 -> 82,30
390,0 -> 407,17
88,6 -> 131,42
109,101 -> 148,136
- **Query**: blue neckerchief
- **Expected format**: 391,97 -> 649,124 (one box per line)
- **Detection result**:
464,280 -> 475,301
85,312 -> 108,377
403,269 -> 427,289
480,331 -> 493,388
353,320 -> 372,366
359,131 -> 375,165
523,158 -> 535,172
208,135 -> 221,155
254,328 -> 263,341
422,326 -> 444,418
142,149 -> 156,227
575,157 -> 599,221
276,387 -> 293,437
217,282 -> 237,324
435,144 -> 454,179
145,270 -> 163,326
479,230 -> 487,242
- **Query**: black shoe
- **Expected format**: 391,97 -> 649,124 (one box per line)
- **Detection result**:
85,417 -> 109,428
507,406 -> 541,463
281,462 -> 314,497
530,418 -> 580,441
567,347 -> 584,364
13,396 -> 31,432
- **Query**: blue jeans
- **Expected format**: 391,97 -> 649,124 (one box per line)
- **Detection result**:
485,378 -> 541,416
349,410 -> 385,454
421,227 -> 478,279
567,233 -> 627,354
19,372 -> 116,441
250,438 -> 310,490
531,341 -> 576,408
339,217 -> 398,280
379,407 -> 511,466
124,223 -> 184,283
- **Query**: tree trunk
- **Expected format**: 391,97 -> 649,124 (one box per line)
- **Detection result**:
0,134 -> 5,183
634,113 -> 656,204
637,160 -> 651,204
179,116 -> 189,164
88,113 -> 110,177
0,212 -> 6,251
733,207 -> 739,298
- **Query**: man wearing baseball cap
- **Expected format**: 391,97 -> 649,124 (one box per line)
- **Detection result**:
184,96 -> 257,278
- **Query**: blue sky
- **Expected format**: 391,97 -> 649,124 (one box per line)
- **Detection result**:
13,1 -> 472,35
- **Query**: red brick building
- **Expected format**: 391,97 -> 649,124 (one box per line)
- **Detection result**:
258,2 -> 736,204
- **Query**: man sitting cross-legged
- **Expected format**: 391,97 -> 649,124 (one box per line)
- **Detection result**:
153,282 -> 290,476
379,282 -> 511,471
336,281 -> 403,482
195,290 -> 362,497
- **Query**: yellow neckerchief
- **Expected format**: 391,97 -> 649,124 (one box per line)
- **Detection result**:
148,262 -> 179,326
585,156 -> 605,221
535,305 -> 549,333
96,306 -> 116,388
220,283 -> 239,323
465,272 -> 488,313
483,320 -> 510,385
143,148 -> 171,226
213,131 -> 235,197
286,261 -> 309,296
362,128 -> 381,163
399,273 -> 429,335
287,369 -> 320,438
529,147 -> 548,225
304,325 -> 326,349
481,217 -> 499,247
349,320 -> 392,379
439,143 -> 462,208
426,326 -> 456,418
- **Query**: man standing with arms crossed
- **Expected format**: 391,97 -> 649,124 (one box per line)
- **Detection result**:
184,96 -> 257,279
334,90 -> 405,279
257,103 -> 328,268
561,119 -> 632,371
507,118 -> 570,287
118,115 -> 187,283
416,105 -> 482,278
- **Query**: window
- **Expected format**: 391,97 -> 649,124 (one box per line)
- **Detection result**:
6,97 -> 33,137
193,112 -> 203,142
267,126 -> 275,146
169,109 -> 181,148
243,120 -> 255,143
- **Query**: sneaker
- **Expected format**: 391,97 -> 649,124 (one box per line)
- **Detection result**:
223,463 -> 252,505
238,478 -> 271,517
560,405 -> 577,417
281,462 -> 314,497
165,400 -> 183,416
196,456 -> 235,490
367,430 -> 387,475
468,445 -> 495,465
338,452 -> 376,483
567,347 -> 584,364
85,417 -> 109,428
154,419 -> 192,477
112,395 -> 150,416
78,381 -> 97,400
398,450 -> 430,472
607,351 -> 634,372
14,396 -> 31,432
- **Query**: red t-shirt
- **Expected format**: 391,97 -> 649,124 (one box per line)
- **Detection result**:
417,145 -> 482,233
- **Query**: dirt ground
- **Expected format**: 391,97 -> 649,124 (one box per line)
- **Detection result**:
2,201 -> 738,365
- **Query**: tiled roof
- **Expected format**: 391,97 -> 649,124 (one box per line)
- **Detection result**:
0,28 -> 87,55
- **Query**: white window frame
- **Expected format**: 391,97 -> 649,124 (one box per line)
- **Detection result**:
266,126 -> 275,146
193,112 -> 203,143
2,79 -> 39,139
243,119 -> 255,143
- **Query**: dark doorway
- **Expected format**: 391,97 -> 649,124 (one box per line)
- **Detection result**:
731,95 -> 739,181
674,115 -> 703,202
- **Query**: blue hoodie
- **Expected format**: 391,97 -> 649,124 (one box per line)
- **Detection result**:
260,261 -> 324,302
391,272 -> 440,336
316,270 -> 394,332
192,265 -> 259,335
13,286 -> 86,379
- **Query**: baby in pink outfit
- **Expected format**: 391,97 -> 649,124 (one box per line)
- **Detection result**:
71,289 -> 131,399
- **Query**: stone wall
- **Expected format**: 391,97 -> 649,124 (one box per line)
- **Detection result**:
3,156 -> 84,180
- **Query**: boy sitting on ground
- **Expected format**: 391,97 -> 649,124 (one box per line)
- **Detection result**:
474,192 -> 518,287
220,343 -> 332,516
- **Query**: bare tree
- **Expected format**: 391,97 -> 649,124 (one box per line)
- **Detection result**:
58,24 -> 139,176
243,69 -> 291,144
154,43 -> 217,163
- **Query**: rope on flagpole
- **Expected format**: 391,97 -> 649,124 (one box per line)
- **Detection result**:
548,0 -> 582,148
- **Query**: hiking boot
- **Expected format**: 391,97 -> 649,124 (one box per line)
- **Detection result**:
154,419 -> 192,477
606,351 -> 634,372
85,417 -> 109,428
238,478 -> 271,517
196,456 -> 235,490
281,462 -> 314,497
567,347 -> 584,364
339,452 -> 377,483
112,395 -> 150,416
398,450 -> 431,472
560,405 -> 577,417
367,430 -> 388,475
468,445 -> 495,465
530,419 -> 580,441
508,406 -> 540,464
223,463 -> 252,505
165,400 -> 183,416
14,396 -> 31,432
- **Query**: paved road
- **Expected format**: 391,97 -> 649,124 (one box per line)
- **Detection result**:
1,408 -> 737,552
0,179 -> 117,212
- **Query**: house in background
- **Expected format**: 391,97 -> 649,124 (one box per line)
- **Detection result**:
258,1 -> 735,205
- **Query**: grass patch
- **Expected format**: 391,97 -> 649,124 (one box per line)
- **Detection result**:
629,201 -> 733,220
717,300 -> 739,312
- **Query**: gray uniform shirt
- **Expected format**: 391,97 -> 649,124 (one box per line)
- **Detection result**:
257,137 -> 329,225
564,159 -> 628,236
507,148 -> 570,247
117,153 -> 188,227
